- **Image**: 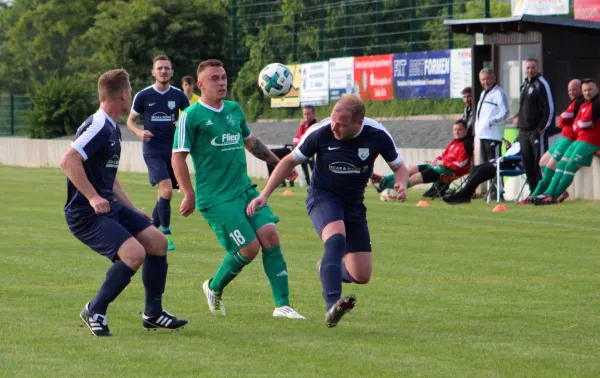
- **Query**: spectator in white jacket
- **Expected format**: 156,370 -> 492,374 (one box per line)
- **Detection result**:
475,68 -> 509,162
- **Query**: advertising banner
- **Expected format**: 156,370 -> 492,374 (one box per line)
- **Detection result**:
512,0 -> 569,16
575,0 -> 600,21
329,57 -> 355,101
450,48 -> 472,99
393,50 -> 451,99
270,64 -> 301,108
300,61 -> 329,106
353,54 -> 394,101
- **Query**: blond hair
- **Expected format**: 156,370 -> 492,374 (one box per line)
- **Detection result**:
333,94 -> 365,122
98,69 -> 130,102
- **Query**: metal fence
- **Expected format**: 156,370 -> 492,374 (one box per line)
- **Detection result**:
228,0 -> 503,76
0,95 -> 32,136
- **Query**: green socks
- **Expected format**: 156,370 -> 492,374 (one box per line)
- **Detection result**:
209,251 -> 251,293
262,246 -> 290,307
549,161 -> 578,199
382,174 -> 395,190
530,166 -> 555,197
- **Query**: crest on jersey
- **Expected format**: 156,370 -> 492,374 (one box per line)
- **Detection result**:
358,148 -> 370,161
168,101 -> 176,110
226,114 -> 235,126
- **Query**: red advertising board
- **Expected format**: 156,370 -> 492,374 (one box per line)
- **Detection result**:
575,0 -> 600,21
353,54 -> 394,101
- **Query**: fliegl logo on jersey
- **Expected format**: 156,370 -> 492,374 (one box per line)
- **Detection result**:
211,133 -> 241,151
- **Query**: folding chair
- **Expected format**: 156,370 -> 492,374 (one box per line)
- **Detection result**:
432,173 -> 467,199
487,155 -> 527,203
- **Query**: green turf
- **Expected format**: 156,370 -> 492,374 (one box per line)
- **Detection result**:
1,166 -> 600,377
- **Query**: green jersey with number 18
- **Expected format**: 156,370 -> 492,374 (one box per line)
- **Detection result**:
173,99 -> 253,210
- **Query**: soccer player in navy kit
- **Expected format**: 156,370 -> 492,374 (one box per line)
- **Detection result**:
247,95 -> 409,327
127,55 -> 190,250
61,69 -> 187,336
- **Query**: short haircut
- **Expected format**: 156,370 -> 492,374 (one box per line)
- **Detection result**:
526,58 -> 539,64
153,55 -> 171,67
582,78 -> 597,86
461,87 -> 472,95
197,59 -> 224,78
334,94 -> 365,122
479,68 -> 495,77
98,69 -> 130,103
182,76 -> 194,85
302,105 -> 316,112
454,119 -> 468,128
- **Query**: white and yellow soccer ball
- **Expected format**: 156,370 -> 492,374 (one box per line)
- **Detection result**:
379,188 -> 398,201
258,63 -> 293,98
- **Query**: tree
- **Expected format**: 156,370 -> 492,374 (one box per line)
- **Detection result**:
69,0 -> 230,91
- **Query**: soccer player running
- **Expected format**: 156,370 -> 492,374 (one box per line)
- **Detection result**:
61,69 -> 187,337
533,78 -> 600,205
172,59 -> 305,320
519,79 -> 583,204
247,95 -> 408,328
127,55 -> 190,251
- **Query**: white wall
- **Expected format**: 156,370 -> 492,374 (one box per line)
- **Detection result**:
1,137 -> 599,200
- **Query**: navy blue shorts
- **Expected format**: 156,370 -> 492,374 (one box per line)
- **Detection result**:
143,154 -> 179,189
66,202 -> 152,262
306,189 -> 371,253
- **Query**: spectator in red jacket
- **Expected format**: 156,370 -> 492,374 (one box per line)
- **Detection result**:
371,120 -> 472,192
293,105 -> 318,184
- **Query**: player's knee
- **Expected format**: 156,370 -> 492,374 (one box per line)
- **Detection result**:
238,239 -> 260,260
260,229 -> 280,249
118,240 -> 146,270
159,187 -> 173,200
148,234 -> 168,256
352,274 -> 371,284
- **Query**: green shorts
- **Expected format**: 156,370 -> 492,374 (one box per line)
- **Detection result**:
200,187 -> 279,254
564,141 -> 600,167
548,138 -> 574,161
422,163 -> 454,176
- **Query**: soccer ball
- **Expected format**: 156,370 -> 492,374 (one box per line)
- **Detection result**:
258,63 -> 293,98
379,188 -> 398,201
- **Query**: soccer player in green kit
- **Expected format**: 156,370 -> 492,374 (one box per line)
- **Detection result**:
172,59 -> 305,319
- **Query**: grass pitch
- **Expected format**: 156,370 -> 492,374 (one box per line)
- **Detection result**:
1,166 -> 599,377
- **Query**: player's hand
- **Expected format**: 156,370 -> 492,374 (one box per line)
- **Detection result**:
394,183 -> 407,202
89,195 -> 110,214
287,169 -> 299,182
135,208 -> 152,221
246,196 -> 267,216
179,194 -> 195,217
139,130 -> 153,142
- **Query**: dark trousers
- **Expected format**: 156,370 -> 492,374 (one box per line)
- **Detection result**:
456,160 -> 513,198
300,158 -> 314,184
517,130 -> 541,192
480,139 -> 501,163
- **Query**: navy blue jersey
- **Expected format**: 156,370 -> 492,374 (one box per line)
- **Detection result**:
132,85 -> 190,155
65,109 -> 122,214
292,117 -> 402,202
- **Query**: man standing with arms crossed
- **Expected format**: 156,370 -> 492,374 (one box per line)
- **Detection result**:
172,59 -> 305,320
127,55 -> 190,251
515,58 -> 555,194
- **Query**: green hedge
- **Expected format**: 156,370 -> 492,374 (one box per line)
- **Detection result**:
259,99 -> 464,121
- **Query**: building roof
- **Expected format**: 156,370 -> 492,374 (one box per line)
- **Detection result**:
444,14 -> 600,34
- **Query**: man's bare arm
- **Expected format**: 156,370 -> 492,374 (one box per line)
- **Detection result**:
244,134 -> 280,166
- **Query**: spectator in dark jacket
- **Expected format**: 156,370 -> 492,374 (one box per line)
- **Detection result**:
516,58 -> 555,193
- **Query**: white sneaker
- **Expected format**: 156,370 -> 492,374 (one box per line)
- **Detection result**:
202,280 -> 226,316
273,306 -> 306,319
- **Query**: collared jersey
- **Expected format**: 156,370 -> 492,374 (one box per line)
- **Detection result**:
65,109 -> 122,214
132,85 -> 189,155
173,100 -> 253,210
292,117 -> 402,203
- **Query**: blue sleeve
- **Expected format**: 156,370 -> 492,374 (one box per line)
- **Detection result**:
132,91 -> 145,116
292,129 -> 319,162
71,124 -> 110,161
380,132 -> 403,167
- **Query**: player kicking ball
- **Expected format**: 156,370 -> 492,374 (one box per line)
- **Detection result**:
172,59 -> 304,320
61,69 -> 187,336
247,95 -> 408,327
